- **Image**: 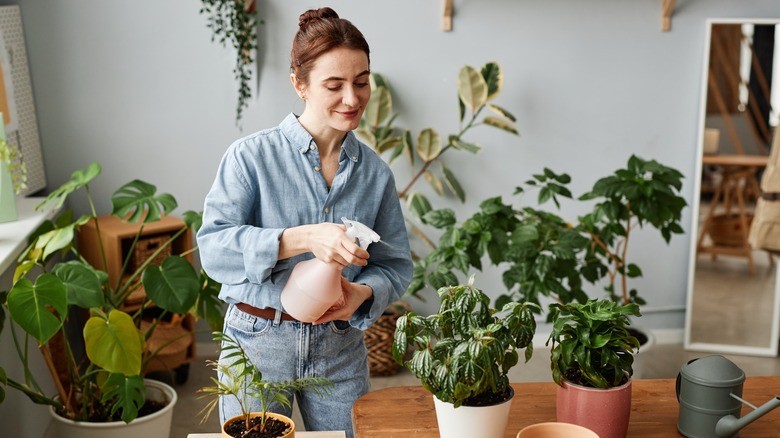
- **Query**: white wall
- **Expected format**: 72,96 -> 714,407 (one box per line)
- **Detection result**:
7,0 -> 780,327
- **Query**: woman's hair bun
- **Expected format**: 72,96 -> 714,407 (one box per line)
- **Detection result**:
298,7 -> 339,29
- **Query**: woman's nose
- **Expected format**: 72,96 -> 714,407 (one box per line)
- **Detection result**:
342,86 -> 359,107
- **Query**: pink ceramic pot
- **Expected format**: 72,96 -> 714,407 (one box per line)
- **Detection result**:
556,378 -> 632,438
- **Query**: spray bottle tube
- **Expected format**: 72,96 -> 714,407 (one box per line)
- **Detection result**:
280,218 -> 380,322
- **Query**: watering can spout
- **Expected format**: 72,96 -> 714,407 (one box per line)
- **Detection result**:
715,396 -> 780,437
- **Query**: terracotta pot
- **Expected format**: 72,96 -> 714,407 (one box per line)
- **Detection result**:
517,421 -> 600,437
556,379 -> 631,438
432,387 -> 514,438
222,412 -> 296,438
46,379 -> 177,438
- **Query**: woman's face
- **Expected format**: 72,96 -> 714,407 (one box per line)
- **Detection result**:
293,47 -> 371,135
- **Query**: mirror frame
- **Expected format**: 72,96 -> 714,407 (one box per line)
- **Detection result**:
684,18 -> 780,357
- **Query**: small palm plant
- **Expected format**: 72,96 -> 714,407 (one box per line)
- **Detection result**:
198,331 -> 333,437
546,299 -> 641,389
392,276 -> 539,407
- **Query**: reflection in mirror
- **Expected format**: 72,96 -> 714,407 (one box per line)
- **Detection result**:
685,19 -> 780,357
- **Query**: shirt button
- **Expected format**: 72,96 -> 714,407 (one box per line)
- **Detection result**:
324,207 -> 329,213
314,166 -> 320,172
310,144 -> 316,150
351,155 -> 357,161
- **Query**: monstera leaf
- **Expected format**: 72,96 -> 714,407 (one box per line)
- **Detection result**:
142,256 -> 200,314
7,274 -> 67,344
111,179 -> 177,223
84,309 -> 145,376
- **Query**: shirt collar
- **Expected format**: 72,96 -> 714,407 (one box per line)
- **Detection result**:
281,113 -> 360,163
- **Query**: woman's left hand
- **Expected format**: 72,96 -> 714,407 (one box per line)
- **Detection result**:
314,277 -> 373,324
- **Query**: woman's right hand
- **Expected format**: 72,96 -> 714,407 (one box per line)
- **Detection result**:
279,222 -> 369,270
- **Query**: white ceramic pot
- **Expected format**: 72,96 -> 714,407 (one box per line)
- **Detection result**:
432,387 -> 514,438
45,379 -> 177,438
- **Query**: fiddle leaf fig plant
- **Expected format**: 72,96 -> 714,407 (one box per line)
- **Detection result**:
358,63 -> 520,270
198,331 -> 333,435
392,276 -> 539,407
0,162 -> 224,423
546,299 -> 641,389
415,155 -> 686,315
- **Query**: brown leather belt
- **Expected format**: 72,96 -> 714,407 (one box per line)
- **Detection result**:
236,303 -> 298,321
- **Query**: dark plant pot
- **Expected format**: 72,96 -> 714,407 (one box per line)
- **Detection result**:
221,412 -> 295,438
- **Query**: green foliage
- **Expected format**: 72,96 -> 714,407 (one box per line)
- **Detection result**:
546,299 -> 641,389
200,0 -> 259,126
0,137 -> 27,194
413,155 -> 686,313
358,63 -> 520,293
0,162 -> 225,423
392,276 -> 539,407
198,332 -> 333,433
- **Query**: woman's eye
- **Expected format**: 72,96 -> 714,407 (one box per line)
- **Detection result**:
355,83 -> 369,88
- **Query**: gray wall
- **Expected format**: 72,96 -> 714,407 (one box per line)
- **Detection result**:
12,0 -> 780,326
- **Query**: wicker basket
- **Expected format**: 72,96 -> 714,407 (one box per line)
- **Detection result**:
365,304 -> 407,377
141,315 -> 193,373
129,233 -> 172,272
710,213 -> 754,247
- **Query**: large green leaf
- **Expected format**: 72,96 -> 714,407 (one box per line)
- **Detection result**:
457,65 -> 488,113
142,256 -> 200,314
101,373 -> 145,423
36,162 -> 101,210
52,261 -> 106,308
111,180 -> 178,224
363,85 -> 392,128
84,309 -> 144,376
7,275 -> 67,344
416,128 -> 442,162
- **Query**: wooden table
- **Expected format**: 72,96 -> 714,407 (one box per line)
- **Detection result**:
352,377 -> 780,437
698,154 -> 771,273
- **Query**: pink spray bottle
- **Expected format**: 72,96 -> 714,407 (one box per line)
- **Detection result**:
280,217 -> 380,322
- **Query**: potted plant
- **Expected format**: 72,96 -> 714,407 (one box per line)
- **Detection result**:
0,127 -> 27,223
358,62 -> 520,376
0,162 -> 223,437
392,275 -> 539,438
198,331 -> 333,438
414,155 -> 686,328
546,298 -> 641,438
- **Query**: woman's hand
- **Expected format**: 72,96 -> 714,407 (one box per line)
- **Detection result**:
279,222 -> 369,270
314,277 -> 373,324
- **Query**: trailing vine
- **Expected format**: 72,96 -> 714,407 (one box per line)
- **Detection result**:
200,0 -> 259,126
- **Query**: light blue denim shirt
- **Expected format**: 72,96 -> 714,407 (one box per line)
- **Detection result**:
197,113 -> 413,330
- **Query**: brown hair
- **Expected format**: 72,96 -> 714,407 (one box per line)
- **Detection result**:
291,7 -> 370,86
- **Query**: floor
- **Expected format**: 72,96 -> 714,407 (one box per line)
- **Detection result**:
170,341 -> 780,438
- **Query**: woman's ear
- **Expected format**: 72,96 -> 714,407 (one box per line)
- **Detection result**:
290,73 -> 305,99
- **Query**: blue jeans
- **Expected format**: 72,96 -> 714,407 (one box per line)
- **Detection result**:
218,304 -> 369,438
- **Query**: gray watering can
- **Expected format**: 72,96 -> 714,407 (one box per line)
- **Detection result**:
676,355 -> 780,437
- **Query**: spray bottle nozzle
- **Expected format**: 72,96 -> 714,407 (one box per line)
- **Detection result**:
342,217 -> 380,249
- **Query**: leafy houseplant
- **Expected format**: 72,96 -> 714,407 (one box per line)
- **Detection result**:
0,162 -> 223,425
547,299 -> 641,389
200,0 -> 259,126
546,299 -> 640,438
414,155 -> 686,318
392,276 -> 539,407
198,331 -> 332,438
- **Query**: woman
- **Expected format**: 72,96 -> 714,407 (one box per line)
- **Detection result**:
196,7 -> 413,436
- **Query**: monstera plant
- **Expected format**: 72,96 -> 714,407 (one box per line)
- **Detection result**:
0,162 -> 222,424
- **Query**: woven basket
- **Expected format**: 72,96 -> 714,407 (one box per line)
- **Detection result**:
141,316 -> 193,372
710,213 -> 754,247
129,233 -> 172,272
365,304 -> 407,377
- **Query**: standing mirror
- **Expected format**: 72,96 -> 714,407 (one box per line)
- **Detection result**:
685,18 -> 780,357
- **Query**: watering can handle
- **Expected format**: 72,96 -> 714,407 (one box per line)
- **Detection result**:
676,372 -> 681,402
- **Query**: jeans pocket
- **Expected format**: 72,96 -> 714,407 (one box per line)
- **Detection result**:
330,319 -> 353,334
225,305 -> 273,337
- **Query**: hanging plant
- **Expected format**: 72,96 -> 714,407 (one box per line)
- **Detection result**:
200,0 -> 259,126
